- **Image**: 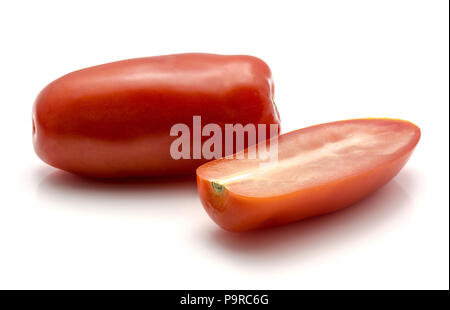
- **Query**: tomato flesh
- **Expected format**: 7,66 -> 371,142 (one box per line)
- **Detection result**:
196,119 -> 421,231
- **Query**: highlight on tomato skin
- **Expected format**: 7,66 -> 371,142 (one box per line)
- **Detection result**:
196,118 -> 421,232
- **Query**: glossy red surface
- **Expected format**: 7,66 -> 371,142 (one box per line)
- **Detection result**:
33,53 -> 280,177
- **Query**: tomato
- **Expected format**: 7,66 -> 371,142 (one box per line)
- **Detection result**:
196,118 -> 421,231
33,53 -> 280,177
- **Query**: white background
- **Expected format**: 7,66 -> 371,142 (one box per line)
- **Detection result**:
0,0 -> 448,289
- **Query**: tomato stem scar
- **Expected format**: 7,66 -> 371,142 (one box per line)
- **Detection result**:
211,181 -> 225,194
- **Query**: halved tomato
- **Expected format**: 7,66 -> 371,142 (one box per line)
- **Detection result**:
196,118 -> 421,231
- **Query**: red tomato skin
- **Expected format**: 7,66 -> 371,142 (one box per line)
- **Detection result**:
197,119 -> 420,232
32,54 -> 280,177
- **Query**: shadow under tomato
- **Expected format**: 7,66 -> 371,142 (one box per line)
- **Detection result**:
36,168 -> 199,211
202,169 -> 422,263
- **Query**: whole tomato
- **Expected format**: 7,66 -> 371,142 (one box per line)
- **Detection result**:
33,54 -> 280,177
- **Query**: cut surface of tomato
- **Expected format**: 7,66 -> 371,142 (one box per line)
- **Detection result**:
196,118 -> 421,231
